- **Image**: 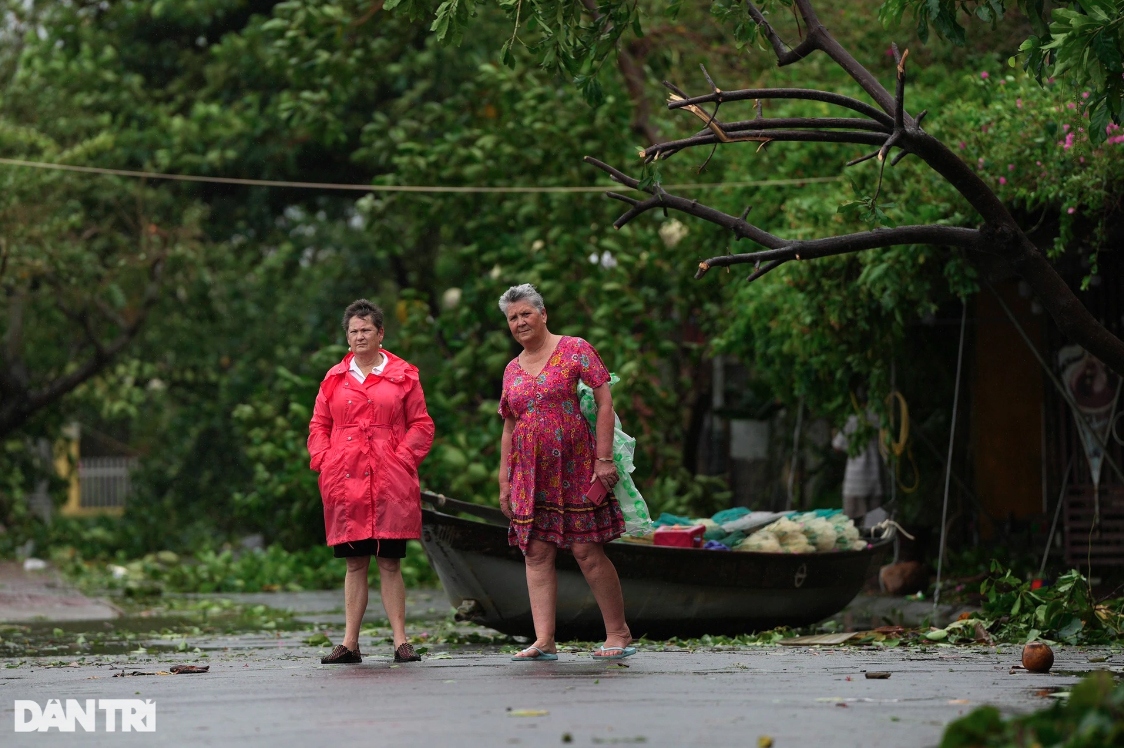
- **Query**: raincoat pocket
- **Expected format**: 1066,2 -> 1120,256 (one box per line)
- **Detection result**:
390,441 -> 418,477
317,449 -> 347,503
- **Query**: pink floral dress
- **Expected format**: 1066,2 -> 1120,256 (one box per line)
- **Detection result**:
500,336 -> 625,552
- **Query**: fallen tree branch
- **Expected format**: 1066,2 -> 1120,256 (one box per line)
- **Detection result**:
665,86 -> 893,126
645,126 -> 888,163
584,156 -> 785,248
578,0 -> 1124,376
695,225 -> 984,279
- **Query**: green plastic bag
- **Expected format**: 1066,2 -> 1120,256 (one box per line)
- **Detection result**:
578,374 -> 653,536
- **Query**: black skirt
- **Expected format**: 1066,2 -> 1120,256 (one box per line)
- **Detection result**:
332,538 -> 408,559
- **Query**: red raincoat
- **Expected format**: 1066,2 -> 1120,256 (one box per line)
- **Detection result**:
307,350 -> 434,546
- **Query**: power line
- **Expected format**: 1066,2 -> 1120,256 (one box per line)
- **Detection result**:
0,156 -> 840,194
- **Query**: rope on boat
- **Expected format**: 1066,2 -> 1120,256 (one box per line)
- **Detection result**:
868,518 -> 915,541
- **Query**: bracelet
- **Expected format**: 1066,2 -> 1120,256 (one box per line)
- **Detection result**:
597,458 -> 614,462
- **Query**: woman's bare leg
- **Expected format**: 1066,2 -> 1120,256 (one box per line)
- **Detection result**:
515,538 -> 558,657
376,557 -> 409,648
571,542 -> 631,653
342,556 -> 370,651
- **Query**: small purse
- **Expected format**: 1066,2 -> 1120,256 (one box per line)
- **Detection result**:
584,479 -> 610,506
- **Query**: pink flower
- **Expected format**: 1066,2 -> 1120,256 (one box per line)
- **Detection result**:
980,71 -> 990,80
1067,207 -> 1076,214
1064,132 -> 1076,149
958,141 -> 966,150
1067,102 -> 1077,110
1082,91 -> 1090,99
1063,124 -> 1071,131
1036,160 -> 1042,166
978,157 -> 986,168
1080,157 -> 1085,163
999,79 -> 1007,85
1008,164 -> 1015,171
1016,98 -> 1023,108
1107,123 -> 1121,134
999,177 -> 1007,185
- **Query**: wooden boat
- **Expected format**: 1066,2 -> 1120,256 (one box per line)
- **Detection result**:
420,492 -> 892,640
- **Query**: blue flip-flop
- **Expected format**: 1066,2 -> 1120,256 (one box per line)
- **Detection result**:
593,645 -> 636,660
512,646 -> 558,661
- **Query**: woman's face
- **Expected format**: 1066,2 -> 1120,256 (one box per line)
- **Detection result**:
505,300 -> 547,347
347,315 -> 384,356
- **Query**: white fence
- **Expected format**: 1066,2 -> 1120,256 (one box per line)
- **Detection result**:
78,457 -> 137,510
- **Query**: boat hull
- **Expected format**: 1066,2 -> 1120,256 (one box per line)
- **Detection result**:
420,497 -> 889,640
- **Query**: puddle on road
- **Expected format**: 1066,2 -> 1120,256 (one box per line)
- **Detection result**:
1,597 -> 518,661
0,598 -> 307,658
1031,685 -> 1071,698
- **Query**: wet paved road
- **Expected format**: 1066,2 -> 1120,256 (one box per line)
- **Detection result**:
3,573 -> 1117,747
5,624 -> 1114,747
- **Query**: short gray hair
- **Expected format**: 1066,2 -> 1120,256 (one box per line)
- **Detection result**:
498,283 -> 545,315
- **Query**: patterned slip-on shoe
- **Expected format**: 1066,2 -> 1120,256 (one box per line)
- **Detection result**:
393,643 -> 422,663
320,644 -> 362,664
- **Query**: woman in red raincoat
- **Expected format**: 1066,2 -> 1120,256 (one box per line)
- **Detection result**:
308,299 -> 434,664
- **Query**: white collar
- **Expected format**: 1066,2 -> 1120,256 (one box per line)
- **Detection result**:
349,352 -> 387,383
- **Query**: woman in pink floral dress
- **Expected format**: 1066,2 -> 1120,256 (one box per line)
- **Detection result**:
497,284 -> 634,662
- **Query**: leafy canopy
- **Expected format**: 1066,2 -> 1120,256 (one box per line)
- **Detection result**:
880,0 -> 1124,144
393,0 -> 1124,143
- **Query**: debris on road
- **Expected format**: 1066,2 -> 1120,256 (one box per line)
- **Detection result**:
170,664 -> 210,674
779,632 -> 860,646
507,709 -> 549,717
1021,642 -> 1054,673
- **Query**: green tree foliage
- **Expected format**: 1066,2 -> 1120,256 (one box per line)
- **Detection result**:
714,58 -> 1124,418
0,29 -> 209,437
0,0 -> 743,552
879,0 -> 1124,144
389,0 -> 1124,412
940,671 -> 1124,748
390,0 -> 1124,138
2,0 -> 1121,561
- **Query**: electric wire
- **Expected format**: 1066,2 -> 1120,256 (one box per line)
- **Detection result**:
0,156 -> 840,194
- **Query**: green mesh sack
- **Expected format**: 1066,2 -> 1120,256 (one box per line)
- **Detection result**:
578,374 -> 653,536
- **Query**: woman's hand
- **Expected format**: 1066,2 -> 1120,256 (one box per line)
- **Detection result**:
593,459 -> 618,491
499,482 -> 513,519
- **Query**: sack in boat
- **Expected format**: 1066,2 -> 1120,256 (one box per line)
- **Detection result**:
577,373 -> 653,536
746,516 -> 814,554
736,512 -> 865,553
802,516 -> 840,552
736,530 -> 781,552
